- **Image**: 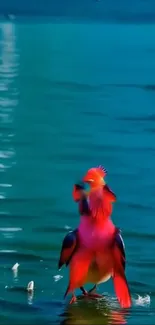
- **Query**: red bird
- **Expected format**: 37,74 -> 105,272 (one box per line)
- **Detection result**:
58,166 -> 131,308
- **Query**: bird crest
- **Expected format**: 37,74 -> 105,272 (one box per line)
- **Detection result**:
95,165 -> 107,178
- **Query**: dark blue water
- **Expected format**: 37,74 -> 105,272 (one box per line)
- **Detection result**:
1,0 -> 155,23
0,12 -> 155,325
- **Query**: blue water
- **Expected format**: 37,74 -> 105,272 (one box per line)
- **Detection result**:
0,17 -> 155,324
1,0 -> 155,23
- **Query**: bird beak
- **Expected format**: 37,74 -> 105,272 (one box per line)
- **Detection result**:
83,175 -> 87,183
83,175 -> 93,183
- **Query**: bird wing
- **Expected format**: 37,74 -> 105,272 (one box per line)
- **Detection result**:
72,183 -> 84,202
72,182 -> 90,216
58,229 -> 78,269
115,230 -> 126,270
72,182 -> 87,202
78,195 -> 90,215
104,184 -> 116,202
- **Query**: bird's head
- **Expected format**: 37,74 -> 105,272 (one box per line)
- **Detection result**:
83,165 -> 107,188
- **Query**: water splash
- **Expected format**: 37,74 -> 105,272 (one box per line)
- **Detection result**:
53,275 -> 63,282
133,294 -> 151,307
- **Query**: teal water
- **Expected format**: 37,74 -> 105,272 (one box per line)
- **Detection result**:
0,20 -> 155,324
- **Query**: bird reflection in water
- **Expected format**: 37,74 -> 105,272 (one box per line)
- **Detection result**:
60,296 -> 129,325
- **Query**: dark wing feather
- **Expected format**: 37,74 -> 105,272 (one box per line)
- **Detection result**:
78,195 -> 90,215
115,230 -> 126,270
73,182 -> 90,216
104,184 -> 116,202
72,182 -> 85,202
58,229 -> 78,269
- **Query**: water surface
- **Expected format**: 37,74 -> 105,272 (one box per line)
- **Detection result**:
0,20 -> 155,324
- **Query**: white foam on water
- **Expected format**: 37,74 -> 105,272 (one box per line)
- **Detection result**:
0,183 -> 12,187
53,275 -> 63,282
27,281 -> 34,305
12,262 -> 19,271
98,292 -> 151,310
0,227 -> 22,232
133,294 -> 151,307
27,281 -> 34,292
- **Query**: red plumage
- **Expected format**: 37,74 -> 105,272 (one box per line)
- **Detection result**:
58,166 -> 131,308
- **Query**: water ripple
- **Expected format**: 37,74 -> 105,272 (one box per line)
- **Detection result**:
0,183 -> 12,188
0,227 -> 22,232
0,21 -> 155,325
0,251 -> 43,263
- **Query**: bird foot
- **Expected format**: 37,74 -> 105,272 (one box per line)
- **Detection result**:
88,285 -> 103,298
69,295 -> 77,304
88,293 -> 103,298
80,287 -> 88,296
80,286 -> 103,299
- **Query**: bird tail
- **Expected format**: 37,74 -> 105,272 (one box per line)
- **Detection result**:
113,245 -> 132,309
113,272 -> 131,309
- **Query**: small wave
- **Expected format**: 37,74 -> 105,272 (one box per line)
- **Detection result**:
0,163 -> 7,169
0,150 -> 14,159
0,227 -> 22,232
0,250 -> 43,262
64,225 -> 72,230
33,225 -> 71,233
0,183 -> 12,187
0,249 -> 17,253
98,292 -> 151,310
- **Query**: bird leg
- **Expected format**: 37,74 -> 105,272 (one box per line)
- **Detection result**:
80,285 -> 103,299
88,285 -> 103,298
80,286 -> 88,296
69,293 -> 77,304
88,284 -> 97,294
